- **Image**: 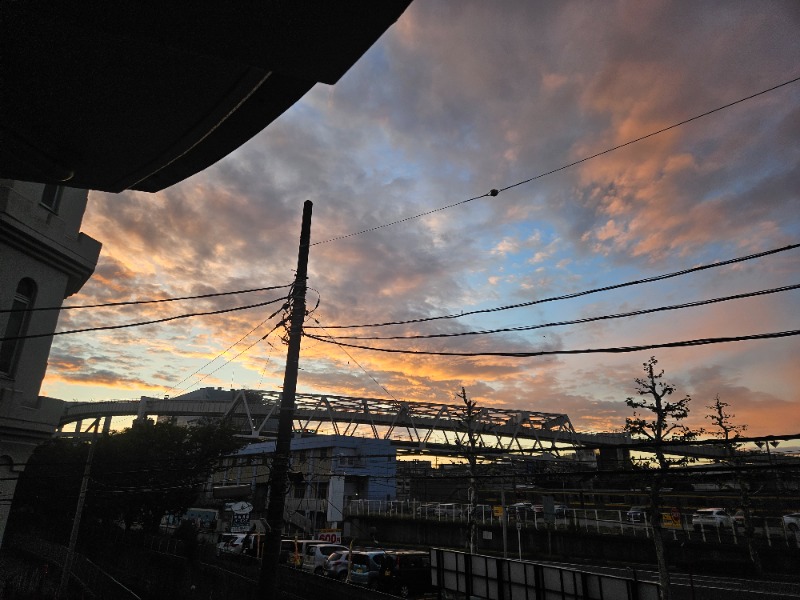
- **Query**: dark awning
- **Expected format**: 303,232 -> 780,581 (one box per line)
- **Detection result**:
0,2 -> 411,192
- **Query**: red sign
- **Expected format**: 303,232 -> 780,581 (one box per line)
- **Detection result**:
317,529 -> 342,544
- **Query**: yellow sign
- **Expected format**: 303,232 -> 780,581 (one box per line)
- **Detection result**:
661,512 -> 681,529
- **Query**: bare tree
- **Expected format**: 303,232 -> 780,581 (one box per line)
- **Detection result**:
706,395 -> 762,574
455,387 -> 481,554
624,357 -> 696,600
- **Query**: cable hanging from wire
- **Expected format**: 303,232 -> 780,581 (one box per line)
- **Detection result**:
316,283 -> 800,341
175,307 -> 291,395
310,315 -> 401,405
312,75 -> 800,247
0,283 -> 292,314
307,242 -> 799,330
304,328 -> 800,358
167,299 -> 290,395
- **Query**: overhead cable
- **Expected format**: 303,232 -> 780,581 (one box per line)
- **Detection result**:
307,242 -> 799,330
317,283 -> 800,340
0,295 -> 289,342
312,76 -> 800,247
0,283 -> 292,314
167,301 -> 289,395
179,316 -> 288,394
310,316 -> 401,404
304,329 -> 800,357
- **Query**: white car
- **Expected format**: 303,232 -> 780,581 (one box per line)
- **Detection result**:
302,543 -> 348,575
691,508 -> 733,531
434,503 -> 462,518
783,513 -> 800,533
215,533 -> 249,557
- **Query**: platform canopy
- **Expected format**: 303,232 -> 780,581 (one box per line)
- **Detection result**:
0,1 -> 411,192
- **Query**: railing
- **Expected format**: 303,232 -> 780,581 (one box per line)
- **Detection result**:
345,500 -> 800,548
10,535 -> 142,599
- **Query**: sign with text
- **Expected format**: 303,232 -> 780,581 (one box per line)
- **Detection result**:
317,529 -> 342,544
231,512 -> 251,532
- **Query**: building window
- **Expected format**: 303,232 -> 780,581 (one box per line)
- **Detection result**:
40,185 -> 62,213
293,484 -> 305,499
316,482 -> 329,499
0,279 -> 37,376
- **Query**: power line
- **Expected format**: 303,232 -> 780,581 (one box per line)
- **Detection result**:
0,283 -> 292,314
316,283 -> 800,341
167,301 -> 289,395
311,76 -> 800,247
307,242 -> 800,330
179,317 -> 289,394
0,295 -> 289,342
304,328 -> 800,358
309,316 -> 401,404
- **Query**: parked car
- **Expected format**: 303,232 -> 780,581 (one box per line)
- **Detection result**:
348,550 -> 387,587
691,508 -> 733,530
376,550 -> 434,598
732,509 -> 746,528
626,506 -> 649,523
302,543 -> 348,575
216,533 -> 249,557
323,550 -> 352,580
414,503 -> 437,518
508,502 -> 534,519
783,513 -> 800,532
280,539 -> 323,567
433,503 -> 462,518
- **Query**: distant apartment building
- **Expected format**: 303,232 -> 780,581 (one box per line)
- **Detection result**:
210,434 -> 397,534
0,180 -> 100,546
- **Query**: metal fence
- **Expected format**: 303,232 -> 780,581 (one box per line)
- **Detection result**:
431,548 -> 659,600
9,535 -> 142,599
346,500 -> 800,549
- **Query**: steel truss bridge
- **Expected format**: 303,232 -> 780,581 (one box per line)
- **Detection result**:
58,389 -> 630,461
58,388 -> 733,461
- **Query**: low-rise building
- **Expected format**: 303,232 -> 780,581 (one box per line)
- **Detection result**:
210,434 -> 396,535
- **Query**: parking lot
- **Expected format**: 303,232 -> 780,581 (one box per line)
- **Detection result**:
345,500 -> 800,548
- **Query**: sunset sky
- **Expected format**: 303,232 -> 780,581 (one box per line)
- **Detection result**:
42,1 -> 800,440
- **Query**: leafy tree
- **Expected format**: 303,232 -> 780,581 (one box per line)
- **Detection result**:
624,357 -> 696,600
705,395 -> 761,574
88,419 -> 246,532
9,420 -> 246,540
8,438 -> 89,543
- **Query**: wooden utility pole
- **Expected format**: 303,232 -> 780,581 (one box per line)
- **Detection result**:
259,200 -> 313,596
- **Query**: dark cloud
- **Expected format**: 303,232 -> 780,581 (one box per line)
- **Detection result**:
43,1 -> 800,435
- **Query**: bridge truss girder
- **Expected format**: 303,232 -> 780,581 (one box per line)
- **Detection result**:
58,389 -> 613,460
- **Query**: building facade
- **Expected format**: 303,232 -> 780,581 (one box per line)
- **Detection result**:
0,180 -> 100,545
211,434 -> 397,535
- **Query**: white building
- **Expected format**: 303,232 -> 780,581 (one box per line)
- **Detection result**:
0,180 -> 100,545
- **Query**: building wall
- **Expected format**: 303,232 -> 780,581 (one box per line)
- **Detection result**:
0,180 -> 100,546
210,434 -> 397,535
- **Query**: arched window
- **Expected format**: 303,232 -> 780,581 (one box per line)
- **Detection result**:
0,278 -> 37,376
